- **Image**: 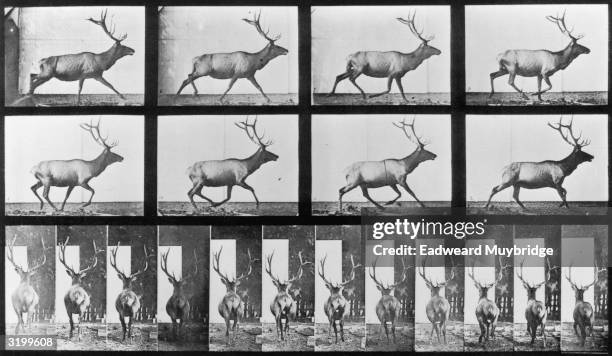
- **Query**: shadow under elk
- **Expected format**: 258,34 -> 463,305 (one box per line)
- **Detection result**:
418,256 -> 455,344
565,263 -> 606,347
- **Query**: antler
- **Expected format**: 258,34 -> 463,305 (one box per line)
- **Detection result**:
566,260 -> 606,291
160,248 -> 178,283
368,257 -> 386,289
6,235 -> 25,274
265,250 -> 282,285
28,236 -> 52,273
87,9 -> 127,43
341,254 -> 362,287
236,248 -> 259,282
517,259 -> 548,290
393,116 -> 428,148
130,244 -> 153,279
546,10 -> 582,41
397,10 -> 434,43
468,257 -> 510,289
235,116 -> 273,148
242,10 -> 280,43
77,240 -> 103,276
437,257 -> 456,287
418,256 -> 435,288
58,236 -> 78,276
317,254 -> 333,286
212,247 -> 232,284
467,260 -> 482,289
181,250 -> 199,283
80,118 -> 118,150
547,116 -> 590,149
109,242 -> 128,280
287,250 -> 312,283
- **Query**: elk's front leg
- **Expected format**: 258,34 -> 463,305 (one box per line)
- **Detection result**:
507,73 -> 529,100
61,186 -> 75,211
394,77 -> 409,103
247,76 -> 271,103
80,182 -> 95,208
385,184 -> 402,205
238,181 -> 260,207
94,76 -> 126,100
360,185 -> 384,210
211,185 -> 233,208
400,181 -> 426,208
369,77 -> 393,99
219,77 -> 238,103
555,186 -> 569,208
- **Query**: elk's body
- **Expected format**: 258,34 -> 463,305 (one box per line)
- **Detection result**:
565,264 -> 605,347
419,257 -> 455,344
161,249 -> 198,341
369,258 -> 409,344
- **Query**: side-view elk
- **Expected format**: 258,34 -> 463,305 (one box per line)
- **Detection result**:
317,253 -> 362,344
187,116 -> 278,211
418,256 -> 455,344
212,247 -> 258,345
31,119 -> 124,212
109,242 -> 153,342
329,11 -> 441,102
265,250 -> 311,341
368,257 -> 411,344
486,117 -> 593,210
490,10 -> 590,101
467,257 -> 509,344
29,9 -> 135,105
59,237 -> 104,340
339,117 -> 436,211
565,262 -> 606,347
176,11 -> 288,103
161,248 -> 199,341
8,235 -> 51,334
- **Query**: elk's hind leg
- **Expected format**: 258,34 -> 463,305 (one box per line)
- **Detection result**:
119,316 -> 127,341
28,74 -> 52,95
349,74 -> 366,100
512,186 -> 526,209
338,183 -> 358,212
329,71 -> 350,96
42,183 -> 59,211
77,79 -> 85,105
507,73 -> 529,100
489,68 -> 508,98
31,181 -> 44,210
485,181 -> 512,208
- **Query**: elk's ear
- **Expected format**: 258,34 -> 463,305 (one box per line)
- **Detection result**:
376,285 -> 383,291
117,273 -> 124,280
168,277 -> 174,284
66,269 -> 73,276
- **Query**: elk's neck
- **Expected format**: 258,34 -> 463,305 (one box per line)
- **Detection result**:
253,44 -> 275,70
400,148 -> 424,173
97,44 -> 122,71
243,149 -> 266,175
557,150 -> 581,176
89,150 -> 112,177
553,42 -> 579,70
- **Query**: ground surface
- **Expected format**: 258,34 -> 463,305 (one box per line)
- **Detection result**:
158,322 -> 208,351
365,322 -> 414,351
414,321 -> 464,351
159,94 -> 297,106
6,202 -> 143,216
158,202 -> 298,216
513,322 -> 561,351
5,323 -> 50,336
313,201 -> 452,216
56,322 -> 107,350
315,322 -> 365,351
468,201 -> 607,216
106,323 -> 157,351
464,322 -> 513,352
313,93 -> 450,106
467,92 -> 607,106
8,94 -> 143,107
560,320 -> 608,353
261,322 -> 314,351
208,322 -> 261,351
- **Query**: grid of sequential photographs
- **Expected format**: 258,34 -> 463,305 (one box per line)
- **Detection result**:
1,0 -> 610,354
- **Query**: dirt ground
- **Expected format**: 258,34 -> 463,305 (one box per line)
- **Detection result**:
158,202 -> 298,216
414,321 -> 464,351
5,322 -> 51,336
468,201 -> 607,216
313,201 -> 452,216
261,322 -> 314,351
106,323 -> 158,351
6,202 -> 144,216
467,92 -> 607,106
158,322 -> 208,351
56,322 -> 107,351
159,94 -> 297,106
513,322 -> 561,351
208,322 -> 261,351
464,322 -> 513,352
560,320 -> 608,353
365,322 -> 414,351
313,93 -> 450,105
8,94 -> 143,107
315,322 -> 365,351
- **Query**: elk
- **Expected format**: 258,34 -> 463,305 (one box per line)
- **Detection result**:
485,117 -> 593,210
339,117 -> 436,211
7,235 -> 51,334
565,262 -> 606,347
265,250 -> 311,341
368,257 -> 411,344
176,11 -> 288,103
516,258 -> 555,346
489,11 -> 590,101
109,242 -> 153,342
187,116 -> 278,211
28,9 -> 135,105
30,118 -> 124,212
212,247 -> 258,345
418,256 -> 455,344
59,237 -> 103,340
329,11 -> 441,102
160,248 -> 199,341
317,253 -> 362,344
466,257 -> 509,344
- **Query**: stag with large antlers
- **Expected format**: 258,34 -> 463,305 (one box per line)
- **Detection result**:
161,248 -> 199,341
368,257 -> 411,344
490,10 -> 590,101
187,116 -> 278,211
176,10 -> 288,103
339,117 -> 436,211
418,256 -> 455,344
565,262 -> 606,347
329,11 -> 440,102
318,253 -> 362,344
486,117 -> 593,209
212,247 -> 258,345
30,118 -> 123,212
8,235 -> 51,334
110,242 -> 153,342
59,237 -> 103,340
265,250 -> 311,341
28,9 -> 134,105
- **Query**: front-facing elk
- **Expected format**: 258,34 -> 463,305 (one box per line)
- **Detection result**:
187,116 -> 278,211
265,250 -> 311,341
31,119 -> 124,212
339,117 -> 436,211
29,9 -> 135,105
490,10 -> 590,101
109,242 -> 153,342
467,257 -> 509,344
486,117 -> 593,210
418,256 -> 455,344
565,262 -> 606,347
7,235 -> 51,334
59,237 -> 104,340
212,247 -> 258,345
329,11 -> 440,102
176,11 -> 288,103
317,253 -> 362,344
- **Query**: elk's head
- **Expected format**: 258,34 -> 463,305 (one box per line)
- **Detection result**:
517,258 -> 557,301
369,257 -> 411,296
161,248 -> 199,294
88,9 -> 135,60
58,237 -> 103,286
394,116 -> 437,163
236,116 -> 279,164
467,257 -> 509,299
110,242 -> 153,290
318,254 -> 362,296
547,117 -> 593,165
213,247 -> 258,293
565,262 -> 606,303
81,119 -> 124,165
397,11 -> 441,59
418,256 -> 455,297
7,235 -> 51,284
546,11 -> 590,59
265,250 -> 311,293
243,11 -> 288,60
